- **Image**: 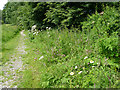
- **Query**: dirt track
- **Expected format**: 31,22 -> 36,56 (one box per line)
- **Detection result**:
1,30 -> 27,88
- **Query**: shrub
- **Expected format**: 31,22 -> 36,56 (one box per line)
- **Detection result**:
82,6 -> 119,58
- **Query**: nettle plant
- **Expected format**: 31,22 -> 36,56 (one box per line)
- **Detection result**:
82,6 -> 119,58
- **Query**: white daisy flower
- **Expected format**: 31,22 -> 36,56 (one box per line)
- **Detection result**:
70,72 -> 74,75
90,60 -> 94,63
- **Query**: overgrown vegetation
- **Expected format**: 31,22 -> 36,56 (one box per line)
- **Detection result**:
2,2 -> 120,88
18,6 -> 120,88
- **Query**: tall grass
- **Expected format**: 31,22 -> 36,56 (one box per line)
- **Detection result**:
19,28 -> 119,88
1,24 -> 20,64
18,7 -> 120,88
2,24 -> 20,43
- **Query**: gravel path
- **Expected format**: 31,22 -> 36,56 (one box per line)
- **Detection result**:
1,30 -> 27,89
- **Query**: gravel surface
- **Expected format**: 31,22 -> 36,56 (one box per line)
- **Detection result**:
1,30 -> 27,89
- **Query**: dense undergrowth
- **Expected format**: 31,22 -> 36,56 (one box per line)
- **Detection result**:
18,7 -> 120,88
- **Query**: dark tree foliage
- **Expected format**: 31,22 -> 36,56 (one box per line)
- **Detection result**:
31,2 -> 49,29
2,2 -> 119,30
2,2 -> 25,24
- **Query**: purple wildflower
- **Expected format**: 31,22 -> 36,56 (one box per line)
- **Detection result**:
34,57 -> 37,59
